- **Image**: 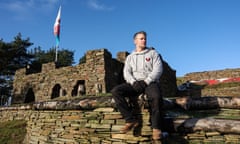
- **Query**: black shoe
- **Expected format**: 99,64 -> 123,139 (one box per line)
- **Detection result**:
120,122 -> 139,134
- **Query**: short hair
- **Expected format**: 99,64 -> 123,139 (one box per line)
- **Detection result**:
133,31 -> 147,39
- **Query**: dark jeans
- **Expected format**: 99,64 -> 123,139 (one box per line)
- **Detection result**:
111,82 -> 163,130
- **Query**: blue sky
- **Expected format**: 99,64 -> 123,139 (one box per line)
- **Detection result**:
0,0 -> 240,77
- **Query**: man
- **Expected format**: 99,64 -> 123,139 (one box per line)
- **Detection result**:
111,31 -> 164,140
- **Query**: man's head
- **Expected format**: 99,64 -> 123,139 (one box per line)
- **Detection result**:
133,31 -> 147,51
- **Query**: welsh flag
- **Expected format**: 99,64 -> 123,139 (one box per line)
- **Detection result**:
54,6 -> 61,46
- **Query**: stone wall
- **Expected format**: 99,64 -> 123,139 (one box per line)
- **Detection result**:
0,105 -> 155,143
201,86 -> 240,97
160,58 -> 177,97
13,49 -> 125,104
1,102 -> 240,144
183,68 -> 240,81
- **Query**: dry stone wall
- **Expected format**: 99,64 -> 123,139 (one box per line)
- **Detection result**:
1,103 -> 240,144
0,106 -> 155,143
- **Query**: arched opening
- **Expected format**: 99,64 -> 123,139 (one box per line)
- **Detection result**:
71,80 -> 85,96
51,84 -> 61,99
24,88 -> 35,103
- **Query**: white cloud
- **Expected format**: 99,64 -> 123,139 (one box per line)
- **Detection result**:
1,0 -> 59,12
1,1 -> 27,12
87,0 -> 114,11
0,0 -> 60,20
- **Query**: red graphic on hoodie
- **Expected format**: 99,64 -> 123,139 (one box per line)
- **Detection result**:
145,57 -> 151,62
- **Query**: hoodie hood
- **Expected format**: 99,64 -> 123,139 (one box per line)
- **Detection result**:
132,47 -> 150,55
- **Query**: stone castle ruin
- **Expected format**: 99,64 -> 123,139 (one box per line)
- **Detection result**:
12,48 -> 177,104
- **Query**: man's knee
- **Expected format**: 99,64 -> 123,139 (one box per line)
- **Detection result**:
111,86 -> 119,97
111,84 -> 126,98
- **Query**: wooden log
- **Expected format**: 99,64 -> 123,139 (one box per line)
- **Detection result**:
33,96 -> 115,110
175,96 -> 240,110
32,96 -> 240,110
33,96 -> 177,110
174,118 -> 240,134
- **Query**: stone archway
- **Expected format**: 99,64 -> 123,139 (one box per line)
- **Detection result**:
24,88 -> 35,103
51,84 -> 61,99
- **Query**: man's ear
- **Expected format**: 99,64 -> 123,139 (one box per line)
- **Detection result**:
133,39 -> 137,45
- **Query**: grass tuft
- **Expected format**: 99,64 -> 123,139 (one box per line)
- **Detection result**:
0,120 -> 27,144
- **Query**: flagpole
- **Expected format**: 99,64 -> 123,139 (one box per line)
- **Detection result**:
55,45 -> 58,62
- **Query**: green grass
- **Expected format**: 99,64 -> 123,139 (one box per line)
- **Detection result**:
0,120 -> 27,144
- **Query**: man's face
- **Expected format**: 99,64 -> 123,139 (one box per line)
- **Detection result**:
134,33 -> 147,49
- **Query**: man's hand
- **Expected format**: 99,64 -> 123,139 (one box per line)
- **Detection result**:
132,80 -> 147,93
139,80 -> 147,89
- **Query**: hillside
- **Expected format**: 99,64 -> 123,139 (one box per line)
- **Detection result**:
177,68 -> 240,97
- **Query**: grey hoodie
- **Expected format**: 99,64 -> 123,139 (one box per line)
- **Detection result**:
123,47 -> 163,85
